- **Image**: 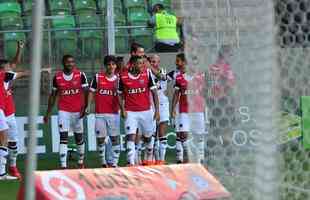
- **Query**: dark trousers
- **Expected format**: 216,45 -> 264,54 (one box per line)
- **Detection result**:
155,42 -> 180,52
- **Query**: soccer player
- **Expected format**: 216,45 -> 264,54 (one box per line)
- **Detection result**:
171,53 -> 207,164
87,55 -> 120,167
149,55 -> 169,164
44,55 -> 88,169
208,45 -> 236,175
118,56 -> 160,166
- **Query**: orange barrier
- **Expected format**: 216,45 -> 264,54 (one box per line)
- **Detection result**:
18,164 -> 230,200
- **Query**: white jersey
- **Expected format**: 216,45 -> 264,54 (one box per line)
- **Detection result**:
152,69 -> 169,105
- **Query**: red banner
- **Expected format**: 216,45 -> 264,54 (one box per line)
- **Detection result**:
18,164 -> 230,200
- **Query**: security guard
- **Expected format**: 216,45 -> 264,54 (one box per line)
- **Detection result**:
150,4 -> 181,52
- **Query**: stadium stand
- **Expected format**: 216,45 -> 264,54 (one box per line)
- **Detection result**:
0,0 -> 179,59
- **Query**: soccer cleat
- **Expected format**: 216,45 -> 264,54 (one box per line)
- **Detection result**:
142,160 -> 155,166
0,174 -> 18,180
78,163 -> 85,169
102,164 -> 108,168
8,166 -> 22,179
155,160 -> 166,165
177,160 -> 183,164
126,163 -> 135,167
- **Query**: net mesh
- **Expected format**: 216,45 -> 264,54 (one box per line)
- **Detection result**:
180,0 -> 309,199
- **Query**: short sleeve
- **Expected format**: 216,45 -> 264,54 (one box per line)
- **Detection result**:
4,71 -> 17,82
148,70 -> 157,90
167,70 -> 175,81
81,72 -> 89,88
90,75 -> 97,92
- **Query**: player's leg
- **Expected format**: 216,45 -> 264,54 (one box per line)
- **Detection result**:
157,122 -> 168,164
175,113 -> 190,163
140,110 -> 155,165
107,114 -> 121,167
7,114 -> 21,179
0,111 -> 10,179
190,113 -> 207,164
72,112 -> 85,168
58,111 -> 71,168
134,130 -> 142,165
95,117 -> 108,167
125,111 -> 138,166
157,103 -> 170,164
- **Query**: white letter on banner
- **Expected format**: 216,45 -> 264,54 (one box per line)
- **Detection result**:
16,116 -> 46,154
51,115 -> 59,153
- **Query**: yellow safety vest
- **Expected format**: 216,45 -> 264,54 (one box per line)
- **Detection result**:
155,11 -> 180,42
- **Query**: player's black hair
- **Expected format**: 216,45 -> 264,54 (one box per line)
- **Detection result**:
0,59 -> 10,69
62,54 -> 74,65
130,42 -> 144,54
104,55 -> 117,66
176,53 -> 186,62
130,55 -> 143,65
153,3 -> 165,12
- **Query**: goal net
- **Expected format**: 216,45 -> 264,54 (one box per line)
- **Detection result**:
179,0 -> 310,199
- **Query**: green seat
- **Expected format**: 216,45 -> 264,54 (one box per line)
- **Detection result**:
78,14 -> 99,27
74,0 -> 96,15
0,2 -> 21,18
124,0 -> 146,8
105,12 -> 126,25
150,0 -> 171,9
115,28 -> 129,53
1,16 -> 23,30
51,15 -> 75,28
23,0 -> 33,16
79,31 -> 103,58
53,31 -> 77,56
127,10 -> 149,25
131,28 -> 153,50
4,32 -> 26,59
50,0 -> 71,15
97,0 -> 122,13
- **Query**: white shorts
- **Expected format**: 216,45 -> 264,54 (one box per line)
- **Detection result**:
125,110 -> 154,137
58,110 -> 83,133
176,112 -> 206,134
0,109 -> 8,132
159,102 -> 170,123
6,114 -> 18,141
95,114 -> 120,138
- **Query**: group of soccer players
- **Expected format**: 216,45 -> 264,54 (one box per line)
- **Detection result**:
0,42 -> 216,180
43,43 -> 208,170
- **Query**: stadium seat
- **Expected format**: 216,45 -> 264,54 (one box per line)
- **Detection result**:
97,0 -> 123,14
4,32 -> 26,59
23,0 -> 33,16
131,27 -> 153,50
0,16 -> 23,30
105,11 -> 126,26
127,10 -> 149,25
74,0 -> 96,15
51,15 -> 75,28
51,15 -> 77,57
124,0 -> 146,9
0,2 -> 21,19
53,30 -> 77,57
49,0 -> 71,15
77,14 -> 99,27
115,28 -> 129,53
150,0 -> 171,9
79,30 -> 103,58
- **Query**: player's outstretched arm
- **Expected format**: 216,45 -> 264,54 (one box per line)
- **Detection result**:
10,40 -> 24,69
44,90 -> 57,124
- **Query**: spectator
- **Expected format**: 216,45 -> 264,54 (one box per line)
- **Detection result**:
149,4 -> 181,52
